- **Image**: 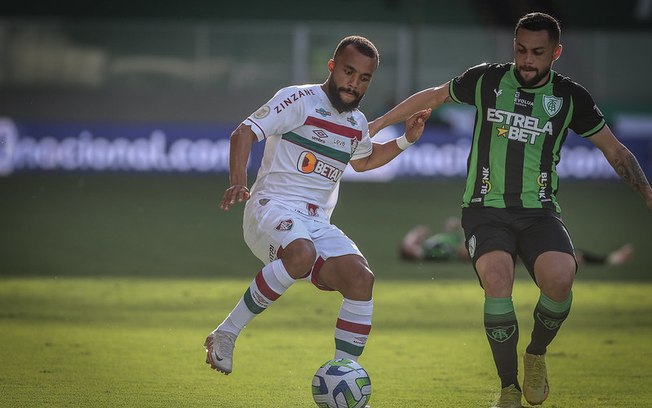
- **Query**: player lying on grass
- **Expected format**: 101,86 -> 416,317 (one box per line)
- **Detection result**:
205,35 -> 431,375
400,216 -> 635,267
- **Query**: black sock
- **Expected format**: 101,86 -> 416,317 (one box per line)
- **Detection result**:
526,292 -> 572,355
484,296 -> 520,390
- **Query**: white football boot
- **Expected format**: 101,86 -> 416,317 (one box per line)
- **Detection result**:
204,330 -> 237,375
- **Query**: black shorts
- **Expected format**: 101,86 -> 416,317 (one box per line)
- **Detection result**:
461,207 -> 577,282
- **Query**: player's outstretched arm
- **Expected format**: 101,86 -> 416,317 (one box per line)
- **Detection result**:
350,109 -> 431,172
220,124 -> 256,211
368,81 -> 452,137
589,125 -> 652,209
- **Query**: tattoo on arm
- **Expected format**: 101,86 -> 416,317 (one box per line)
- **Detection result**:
612,149 -> 649,193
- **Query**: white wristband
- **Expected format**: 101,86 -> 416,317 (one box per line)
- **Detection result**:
395,134 -> 414,150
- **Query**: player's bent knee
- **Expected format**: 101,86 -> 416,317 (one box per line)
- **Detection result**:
479,270 -> 514,296
534,252 -> 576,297
540,270 -> 574,300
354,268 -> 375,289
281,239 -> 317,278
342,268 -> 375,300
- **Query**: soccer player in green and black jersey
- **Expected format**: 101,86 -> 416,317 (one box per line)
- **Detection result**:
370,12 -> 652,408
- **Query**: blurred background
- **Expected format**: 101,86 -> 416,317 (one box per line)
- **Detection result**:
1,7 -> 651,408
0,0 -> 651,177
1,0 -> 651,278
1,0 -> 651,120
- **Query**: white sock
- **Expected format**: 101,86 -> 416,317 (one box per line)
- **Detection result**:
334,298 -> 373,361
217,259 -> 294,336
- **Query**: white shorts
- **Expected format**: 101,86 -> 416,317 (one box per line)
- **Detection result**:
243,197 -> 364,290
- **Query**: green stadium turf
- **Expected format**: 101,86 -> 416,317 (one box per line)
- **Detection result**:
1,174 -> 650,280
1,174 -> 651,407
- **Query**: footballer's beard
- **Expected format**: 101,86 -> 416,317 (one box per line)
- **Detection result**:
325,78 -> 364,113
515,65 -> 551,88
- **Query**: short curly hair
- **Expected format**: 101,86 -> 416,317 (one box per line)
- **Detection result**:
515,12 -> 561,44
333,35 -> 380,67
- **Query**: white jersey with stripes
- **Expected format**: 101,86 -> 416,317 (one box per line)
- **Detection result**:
243,84 -> 372,219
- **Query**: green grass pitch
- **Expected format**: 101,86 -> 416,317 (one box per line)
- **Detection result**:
1,174 -> 651,407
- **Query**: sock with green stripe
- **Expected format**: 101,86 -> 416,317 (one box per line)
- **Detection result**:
526,291 -> 572,355
334,298 -> 373,361
217,259 -> 295,336
484,296 -> 520,390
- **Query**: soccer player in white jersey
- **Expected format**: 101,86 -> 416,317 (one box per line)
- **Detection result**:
205,35 -> 431,375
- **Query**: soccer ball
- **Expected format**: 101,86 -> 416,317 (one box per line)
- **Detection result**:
311,358 -> 371,408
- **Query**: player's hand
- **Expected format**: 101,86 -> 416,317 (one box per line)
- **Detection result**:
220,184 -> 250,211
404,108 -> 432,143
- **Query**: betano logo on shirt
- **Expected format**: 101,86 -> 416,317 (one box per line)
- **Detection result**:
487,108 -> 553,145
297,151 -> 342,182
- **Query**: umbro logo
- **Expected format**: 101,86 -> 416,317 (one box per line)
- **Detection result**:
315,107 -> 332,117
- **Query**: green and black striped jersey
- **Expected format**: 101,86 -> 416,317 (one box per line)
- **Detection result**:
449,63 -> 606,213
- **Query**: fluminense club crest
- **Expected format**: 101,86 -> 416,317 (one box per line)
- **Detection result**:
542,95 -> 562,117
350,138 -> 358,155
275,219 -> 294,231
